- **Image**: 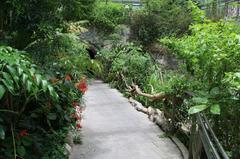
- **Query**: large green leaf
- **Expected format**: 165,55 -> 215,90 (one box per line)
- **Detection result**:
17,146 -> 26,157
210,104 -> 220,115
35,74 -> 42,86
1,79 -> 14,91
22,73 -> 28,84
48,85 -> 59,99
188,104 -> 209,114
26,81 -> 33,92
0,85 -> 5,100
42,80 -> 48,92
192,97 -> 208,104
18,67 -> 24,75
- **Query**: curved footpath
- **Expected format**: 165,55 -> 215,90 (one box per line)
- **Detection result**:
70,80 -> 182,159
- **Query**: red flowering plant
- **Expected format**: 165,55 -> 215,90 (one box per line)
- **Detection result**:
75,77 -> 88,94
49,70 -> 88,130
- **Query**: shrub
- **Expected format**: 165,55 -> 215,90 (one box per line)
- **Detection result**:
0,45 -> 91,158
98,43 -> 158,102
161,20 -> 240,157
0,46 -> 61,158
130,0 -> 204,46
91,2 -> 127,32
25,33 -> 87,65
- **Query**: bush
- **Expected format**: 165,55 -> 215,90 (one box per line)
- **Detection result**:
25,33 -> 102,78
98,44 -> 154,86
91,2 -> 127,32
0,44 -> 93,158
130,0 -> 204,46
161,20 -> 240,157
0,46 -> 63,158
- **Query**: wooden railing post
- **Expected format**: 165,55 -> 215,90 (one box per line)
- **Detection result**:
189,115 -> 203,159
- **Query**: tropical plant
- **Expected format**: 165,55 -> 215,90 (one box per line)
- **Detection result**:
0,46 -> 60,158
161,20 -> 240,157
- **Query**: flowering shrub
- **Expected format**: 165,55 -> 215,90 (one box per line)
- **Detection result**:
0,46 -> 89,159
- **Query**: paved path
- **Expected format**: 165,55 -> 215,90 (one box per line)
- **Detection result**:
70,80 -> 182,159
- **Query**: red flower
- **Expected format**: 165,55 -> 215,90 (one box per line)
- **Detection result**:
75,78 -> 87,94
72,101 -> 78,108
76,123 -> 82,129
65,74 -> 71,81
19,130 -> 29,137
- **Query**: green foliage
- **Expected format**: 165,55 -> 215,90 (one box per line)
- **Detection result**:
0,44 -> 94,158
98,44 -> 154,88
130,0 -> 203,46
161,20 -> 240,156
25,33 -> 102,77
41,131 -> 68,159
0,46 -> 67,158
61,0 -> 96,21
91,2 -> 127,32
0,0 -> 96,48
25,33 -> 87,65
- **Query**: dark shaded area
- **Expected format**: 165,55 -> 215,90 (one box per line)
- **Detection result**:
86,45 -> 97,59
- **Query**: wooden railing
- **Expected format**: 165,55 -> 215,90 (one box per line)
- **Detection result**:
189,113 -> 229,159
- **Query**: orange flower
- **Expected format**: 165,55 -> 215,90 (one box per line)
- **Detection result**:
75,78 -> 87,94
65,74 -> 71,81
19,130 -> 29,137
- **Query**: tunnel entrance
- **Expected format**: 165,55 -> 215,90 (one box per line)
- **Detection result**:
86,46 -> 97,59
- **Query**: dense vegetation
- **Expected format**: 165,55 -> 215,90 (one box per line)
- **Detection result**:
0,0 -> 101,158
130,0 -> 204,46
0,0 -> 240,158
97,0 -> 240,158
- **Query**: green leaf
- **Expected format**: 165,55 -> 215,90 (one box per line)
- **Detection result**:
192,97 -> 208,104
17,146 -> 26,157
7,66 -> 20,85
210,104 -> 220,115
188,104 -> 208,114
42,80 -> 48,92
26,81 -> 33,92
0,85 -> 5,100
35,74 -> 42,86
18,67 -> 24,75
210,87 -> 220,95
1,78 -> 14,94
0,125 -> 5,140
47,113 -> 57,120
6,65 -> 16,75
22,73 -> 28,84
48,85 -> 58,99
3,72 -> 13,81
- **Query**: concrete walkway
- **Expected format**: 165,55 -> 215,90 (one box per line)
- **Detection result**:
70,80 -> 182,159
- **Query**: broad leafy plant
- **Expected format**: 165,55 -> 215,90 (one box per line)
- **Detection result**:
161,20 -> 240,156
0,46 -> 61,158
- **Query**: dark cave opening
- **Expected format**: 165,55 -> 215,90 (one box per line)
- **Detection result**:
86,46 -> 97,59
